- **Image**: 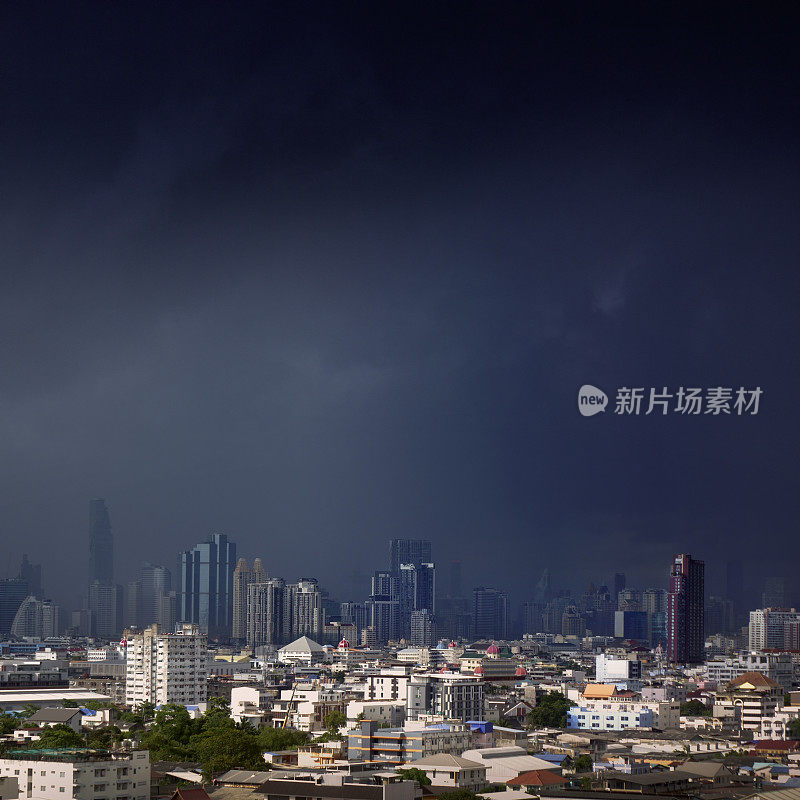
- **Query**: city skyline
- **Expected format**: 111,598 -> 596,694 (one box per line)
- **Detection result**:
1,5 -> 798,613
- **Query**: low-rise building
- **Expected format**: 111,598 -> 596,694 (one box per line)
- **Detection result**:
348,720 -> 474,766
403,754 -> 487,791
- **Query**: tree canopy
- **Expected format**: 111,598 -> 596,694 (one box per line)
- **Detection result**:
526,691 -> 575,728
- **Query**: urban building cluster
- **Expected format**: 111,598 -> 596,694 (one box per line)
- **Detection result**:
0,500 -> 798,800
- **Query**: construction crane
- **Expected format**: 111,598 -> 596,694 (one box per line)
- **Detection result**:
281,681 -> 298,729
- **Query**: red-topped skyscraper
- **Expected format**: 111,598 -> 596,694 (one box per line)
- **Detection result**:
667,553 -> 705,663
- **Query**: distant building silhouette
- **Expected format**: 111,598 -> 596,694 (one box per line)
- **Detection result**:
473,586 -> 509,639
389,539 -> 431,574
18,554 -> 42,597
88,498 -> 114,584
0,578 -> 30,635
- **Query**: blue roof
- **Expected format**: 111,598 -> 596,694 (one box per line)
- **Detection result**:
537,753 -> 569,763
467,721 -> 493,732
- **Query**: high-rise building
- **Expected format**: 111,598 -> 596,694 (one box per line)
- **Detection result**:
18,554 -> 42,597
472,587 -> 509,640
10,596 -> 61,638
340,601 -> 366,634
88,581 -> 123,639
0,578 -> 30,635
399,562 -> 436,636
448,560 -> 462,598
749,607 -> 800,650
89,498 -> 114,584
178,532 -> 237,638
762,577 -> 787,609
389,539 -> 432,575
125,623 -> 207,707
410,609 -> 435,646
667,553 -> 705,663
233,557 -> 266,640
140,564 -> 172,627
287,579 -> 324,640
247,578 -> 286,647
613,572 -> 626,604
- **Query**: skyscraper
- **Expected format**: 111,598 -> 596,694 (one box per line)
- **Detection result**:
473,586 -> 509,639
389,539 -> 432,575
89,498 -> 114,584
18,555 -> 42,597
88,580 -> 123,639
233,557 -> 267,640
178,532 -> 237,638
0,579 -> 30,635
667,553 -> 705,663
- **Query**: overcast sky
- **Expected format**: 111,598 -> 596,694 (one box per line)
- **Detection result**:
1,2 -> 798,611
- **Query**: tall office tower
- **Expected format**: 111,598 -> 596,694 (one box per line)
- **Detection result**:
399,563 -> 436,635
520,601 -> 544,635
705,596 -> 735,634
410,609 -> 435,646
140,564 -> 172,627
371,570 -> 399,599
157,591 -> 178,633
88,580 -> 123,639
473,587 -> 509,640
0,578 -> 30,635
340,601 -> 366,634
11,596 -> 61,638
534,568 -> 552,603
232,558 -> 266,640
89,498 -> 114,584
618,588 -> 642,611
178,532 -> 237,638
365,594 -> 399,644
449,561 -> 462,598
726,559 -> 743,607
748,608 -> 800,650
247,578 -> 287,647
389,539 -> 432,575
18,555 -> 42,597
125,581 -> 142,628
613,572 -> 626,603
762,577 -> 787,609
667,553 -> 705,663
287,579 -> 323,640
125,623 -> 207,708
642,588 -> 667,614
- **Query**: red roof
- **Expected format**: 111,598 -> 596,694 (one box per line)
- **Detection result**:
507,771 -> 568,787
171,790 -> 211,800
754,740 -> 800,751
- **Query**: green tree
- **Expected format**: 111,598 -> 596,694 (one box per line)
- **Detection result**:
85,726 -> 124,750
574,755 -> 593,773
258,727 -> 309,751
396,768 -> 432,786
19,705 -> 41,720
438,791 -> 484,800
34,724 -> 86,749
0,714 -> 19,736
525,692 -> 575,728
680,700 -> 711,717
787,718 -> 800,739
138,704 -> 197,761
323,710 -> 347,734
61,700 -> 79,708
191,726 -> 264,781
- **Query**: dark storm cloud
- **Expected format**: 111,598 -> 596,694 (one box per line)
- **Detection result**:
0,2 -> 798,608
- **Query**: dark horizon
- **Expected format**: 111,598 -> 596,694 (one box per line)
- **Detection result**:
1,3 -> 798,614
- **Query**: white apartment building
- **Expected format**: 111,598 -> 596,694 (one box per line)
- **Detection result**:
124,623 -> 206,708
574,687 -> 679,730
595,654 -> 642,690
749,609 -> 800,651
364,667 -> 413,703
705,651 -> 794,693
270,685 -> 347,732
0,749 -> 149,800
406,673 -> 484,722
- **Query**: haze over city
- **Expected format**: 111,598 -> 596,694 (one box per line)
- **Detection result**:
1,3 -> 798,613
